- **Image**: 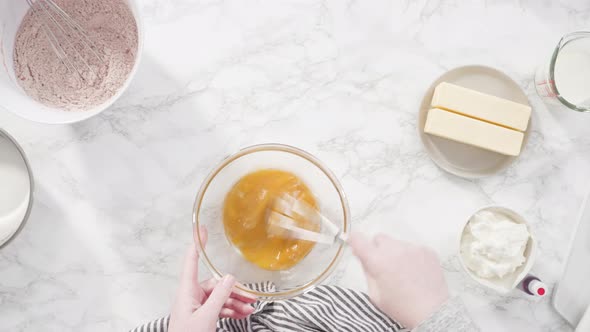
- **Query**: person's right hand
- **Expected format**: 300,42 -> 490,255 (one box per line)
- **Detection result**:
349,233 -> 450,329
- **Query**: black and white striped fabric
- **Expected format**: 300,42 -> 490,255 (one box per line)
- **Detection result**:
131,283 -> 404,332
131,316 -> 170,332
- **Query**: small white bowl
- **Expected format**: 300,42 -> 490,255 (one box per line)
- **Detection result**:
0,128 -> 34,249
0,0 -> 144,124
458,206 -> 537,294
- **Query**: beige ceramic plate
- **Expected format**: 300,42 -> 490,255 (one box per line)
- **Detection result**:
418,65 -> 531,178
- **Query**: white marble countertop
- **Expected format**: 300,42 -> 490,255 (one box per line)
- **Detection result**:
2,0 -> 590,331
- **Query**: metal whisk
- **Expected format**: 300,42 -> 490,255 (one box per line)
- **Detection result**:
25,0 -> 103,81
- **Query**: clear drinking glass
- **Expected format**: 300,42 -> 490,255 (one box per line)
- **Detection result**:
192,144 -> 350,300
535,31 -> 590,112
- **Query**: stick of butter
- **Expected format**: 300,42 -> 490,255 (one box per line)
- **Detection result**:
424,108 -> 524,156
431,82 -> 531,132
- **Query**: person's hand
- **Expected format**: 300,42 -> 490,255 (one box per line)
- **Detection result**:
169,227 -> 256,332
349,233 -> 450,329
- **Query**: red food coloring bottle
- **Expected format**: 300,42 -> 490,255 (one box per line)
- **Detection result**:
521,275 -> 548,297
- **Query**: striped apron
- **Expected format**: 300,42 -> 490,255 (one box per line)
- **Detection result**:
131,283 -> 404,332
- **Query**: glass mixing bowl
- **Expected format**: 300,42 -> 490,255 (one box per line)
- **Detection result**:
193,144 -> 350,300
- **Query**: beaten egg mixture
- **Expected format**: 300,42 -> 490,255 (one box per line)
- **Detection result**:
223,169 -> 319,270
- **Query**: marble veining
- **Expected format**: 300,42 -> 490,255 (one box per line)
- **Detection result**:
2,0 -> 590,331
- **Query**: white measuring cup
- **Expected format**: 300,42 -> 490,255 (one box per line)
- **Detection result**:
535,31 -> 590,113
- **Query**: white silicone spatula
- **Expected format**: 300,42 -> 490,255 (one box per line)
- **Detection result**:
266,194 -> 347,245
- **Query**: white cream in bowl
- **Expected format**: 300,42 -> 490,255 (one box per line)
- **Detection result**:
459,206 -> 537,293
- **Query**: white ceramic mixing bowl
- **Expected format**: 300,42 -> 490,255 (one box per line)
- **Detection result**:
0,128 -> 34,249
0,0 -> 144,124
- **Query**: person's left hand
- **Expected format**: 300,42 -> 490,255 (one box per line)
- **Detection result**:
169,227 -> 256,332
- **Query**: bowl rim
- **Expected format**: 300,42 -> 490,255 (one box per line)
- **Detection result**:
192,143 -> 350,300
0,127 -> 34,249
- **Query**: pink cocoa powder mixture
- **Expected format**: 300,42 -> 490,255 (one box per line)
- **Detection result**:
13,0 -> 138,111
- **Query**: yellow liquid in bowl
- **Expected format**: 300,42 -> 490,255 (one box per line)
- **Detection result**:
223,169 -> 319,270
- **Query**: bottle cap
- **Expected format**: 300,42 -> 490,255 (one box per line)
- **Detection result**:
528,279 -> 547,297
